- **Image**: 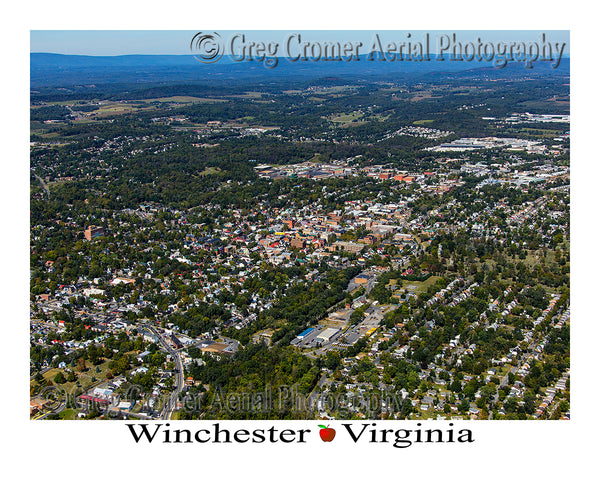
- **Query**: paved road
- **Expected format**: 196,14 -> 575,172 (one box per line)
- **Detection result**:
307,373 -> 329,408
33,172 -> 50,199
145,326 -> 185,420
308,372 -> 334,415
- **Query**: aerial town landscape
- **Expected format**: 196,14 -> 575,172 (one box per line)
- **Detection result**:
29,34 -> 570,423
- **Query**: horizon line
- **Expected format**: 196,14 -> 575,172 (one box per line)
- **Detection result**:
30,51 -> 572,58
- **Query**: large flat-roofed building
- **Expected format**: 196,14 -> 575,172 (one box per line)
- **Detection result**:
355,274 -> 372,284
84,225 -> 104,241
317,328 -> 339,343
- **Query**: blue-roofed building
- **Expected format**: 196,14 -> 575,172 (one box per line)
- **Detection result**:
297,327 -> 315,339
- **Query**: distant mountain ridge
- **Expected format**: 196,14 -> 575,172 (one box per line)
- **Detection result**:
31,52 -> 218,67
30,52 -> 570,88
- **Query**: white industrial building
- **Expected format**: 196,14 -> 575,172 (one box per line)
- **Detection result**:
317,328 -> 339,343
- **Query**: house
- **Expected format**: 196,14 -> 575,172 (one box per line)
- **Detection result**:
137,350 -> 152,362
92,387 -> 113,399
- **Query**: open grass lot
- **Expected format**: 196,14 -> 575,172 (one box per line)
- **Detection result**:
232,91 -> 266,99
46,178 -> 75,188
142,96 -> 228,104
38,100 -> 81,107
517,98 -> 570,112
57,408 -> 79,420
409,91 -> 436,101
93,103 -> 154,117
30,128 -> 62,138
237,115 -> 255,123
329,111 -> 365,125
70,118 -> 100,125
504,127 -> 565,139
401,275 -> 443,294
196,166 -> 222,176
372,113 -> 391,122
39,100 -> 157,119
407,89 -> 447,102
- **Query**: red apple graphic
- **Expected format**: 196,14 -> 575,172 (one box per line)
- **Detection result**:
318,424 -> 336,442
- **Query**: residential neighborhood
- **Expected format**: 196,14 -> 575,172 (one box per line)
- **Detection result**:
30,44 -> 570,422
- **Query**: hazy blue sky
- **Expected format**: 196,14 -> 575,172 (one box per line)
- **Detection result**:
31,30 -> 569,56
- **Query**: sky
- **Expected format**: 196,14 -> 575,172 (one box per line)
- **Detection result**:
30,30 -> 570,56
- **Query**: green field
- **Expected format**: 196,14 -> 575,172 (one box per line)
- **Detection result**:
233,91 -> 265,99
330,111 -> 365,125
143,96 -> 228,104
331,111 -> 363,122
503,127 -> 564,139
517,99 -> 570,112
400,275 -> 443,293
197,166 -> 222,176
